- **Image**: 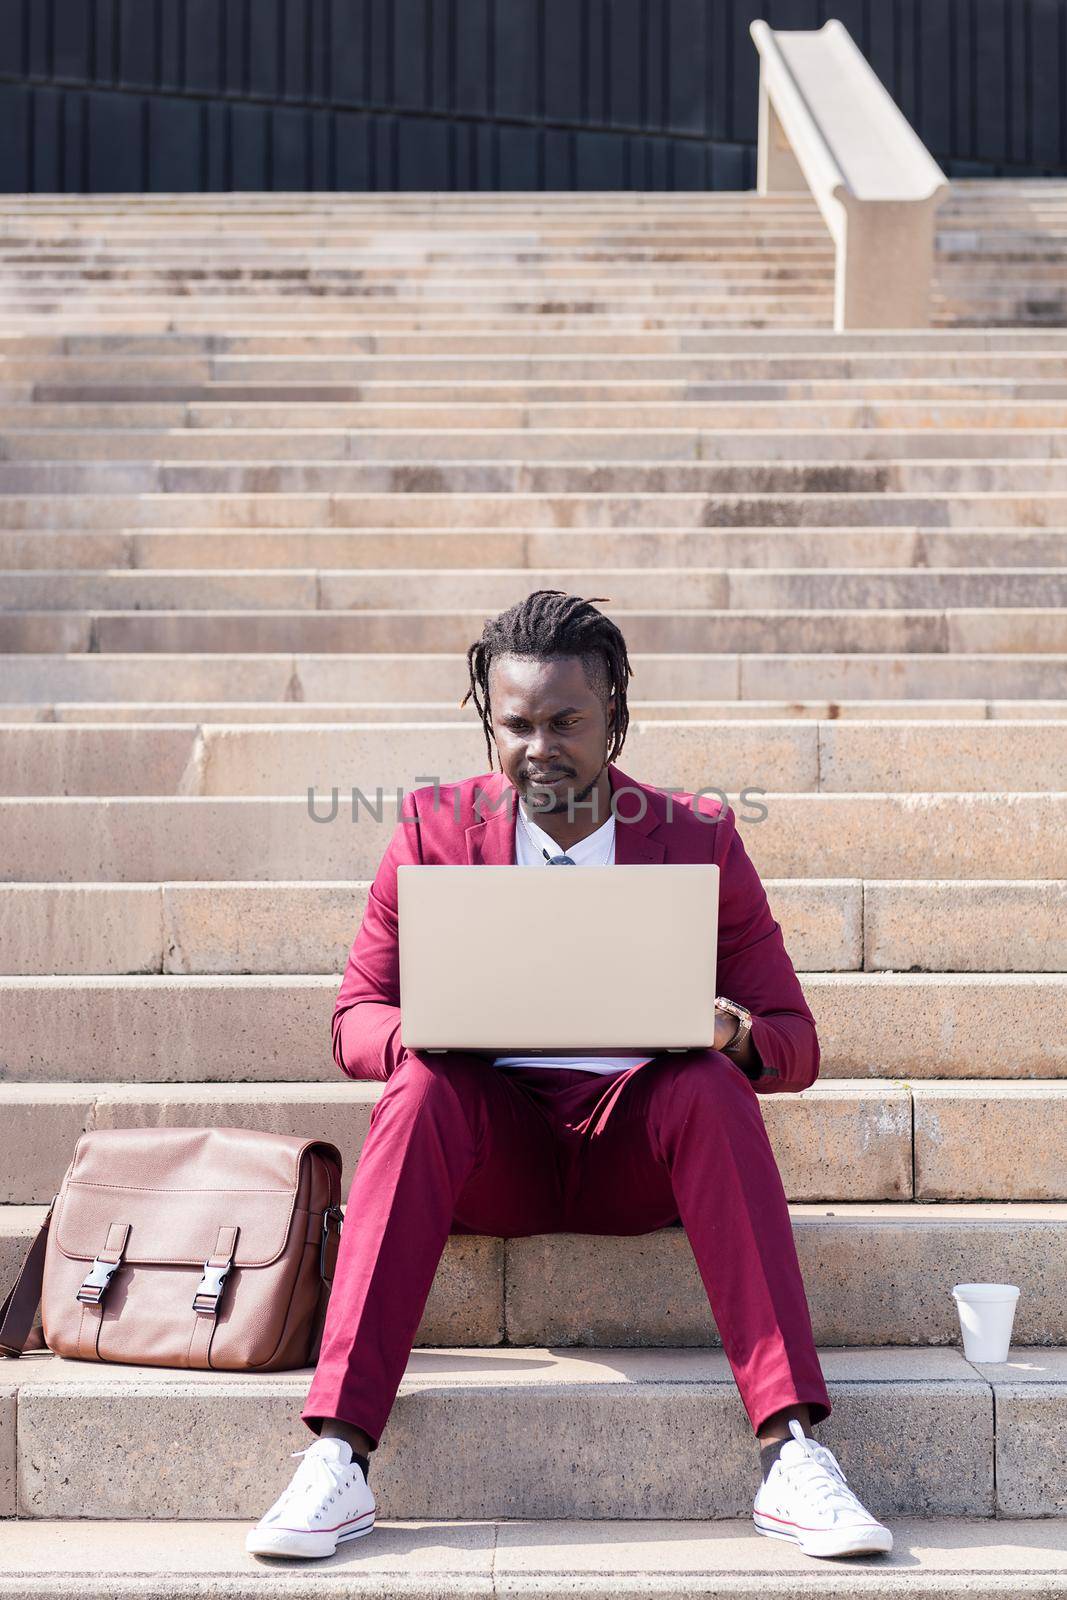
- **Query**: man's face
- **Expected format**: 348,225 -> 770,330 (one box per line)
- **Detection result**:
488,653 -> 615,818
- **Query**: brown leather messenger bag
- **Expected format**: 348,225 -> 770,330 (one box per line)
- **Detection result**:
0,1125 -> 344,1371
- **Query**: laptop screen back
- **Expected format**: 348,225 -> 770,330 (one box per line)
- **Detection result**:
398,863 -> 719,1053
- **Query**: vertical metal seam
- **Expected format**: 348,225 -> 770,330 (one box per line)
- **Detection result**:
536,0 -> 545,121
661,0 -> 669,167
912,0 -> 922,137
26,79 -> 34,188
948,0 -> 958,158
79,85 -> 88,190
968,0 -> 977,161
322,0 -> 333,105
1004,0 -> 1013,167
1024,0 -> 1033,167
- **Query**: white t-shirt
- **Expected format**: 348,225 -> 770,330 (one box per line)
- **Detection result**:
492,798 -> 656,1078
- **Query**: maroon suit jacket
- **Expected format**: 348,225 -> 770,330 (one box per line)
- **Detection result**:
331,761 -> 820,1095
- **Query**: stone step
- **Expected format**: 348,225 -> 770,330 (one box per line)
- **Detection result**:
1,242 -> 1029,256
16,427 -> 1067,464
0,220 -> 835,237
0,233 -> 836,247
5,527 -> 1067,571
15,459 -> 1067,497
67,268 -> 1067,288
0,269 -> 838,287
2,1197 -> 1063,1348
0,222 -> 835,236
0,258 -> 838,277
2,877 -> 1062,977
11,334 -> 1067,359
0,964 -> 1064,1091
2,651 -> 1065,703
8,251 -> 1056,269
9,327 -> 1067,353
0,275 -> 837,291
0,252 -> 839,271
0,284 -> 834,304
3,1346 -> 1063,1520
2,792 -> 1063,882
3,569 -> 1064,615
6,700 -> 1035,725
12,399 -> 1067,429
0,218 -> 834,233
0,1076 -> 1062,1201
2,307 -> 836,331
8,300 -> 833,315
33,379 -> 1067,404
7,608 -> 1067,656
0,718 -> 1063,797
14,351 -> 1067,376
8,492 -> 1067,531
0,326 -> 1052,348
2,1517 -> 1066,1595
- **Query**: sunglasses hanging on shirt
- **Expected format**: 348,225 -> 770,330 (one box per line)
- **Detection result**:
519,801 -> 577,864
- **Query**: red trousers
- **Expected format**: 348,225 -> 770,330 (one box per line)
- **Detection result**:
301,1049 -> 831,1445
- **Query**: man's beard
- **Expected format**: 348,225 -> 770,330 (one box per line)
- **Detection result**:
522,762 -> 606,822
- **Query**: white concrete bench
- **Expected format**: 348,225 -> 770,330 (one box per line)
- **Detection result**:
750,18 -> 948,329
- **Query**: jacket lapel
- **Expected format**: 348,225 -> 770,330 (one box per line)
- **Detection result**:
464,763 -> 667,865
465,768 -> 518,864
609,762 -> 668,865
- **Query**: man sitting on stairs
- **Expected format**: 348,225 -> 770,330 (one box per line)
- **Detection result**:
246,589 -> 894,1564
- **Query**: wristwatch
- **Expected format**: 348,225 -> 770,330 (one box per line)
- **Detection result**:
715,996 -> 753,1055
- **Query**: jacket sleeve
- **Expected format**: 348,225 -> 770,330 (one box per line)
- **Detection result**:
711,801 -> 820,1095
331,788 -> 423,1081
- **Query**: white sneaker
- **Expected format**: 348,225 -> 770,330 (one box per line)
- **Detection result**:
245,1436 -> 376,1559
752,1420 -> 893,1559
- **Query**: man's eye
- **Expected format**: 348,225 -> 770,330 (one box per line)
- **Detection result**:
509,720 -> 576,731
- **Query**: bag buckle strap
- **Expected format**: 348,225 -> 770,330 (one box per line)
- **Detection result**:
75,1222 -> 130,1307
320,1206 -> 343,1282
192,1225 -> 239,1319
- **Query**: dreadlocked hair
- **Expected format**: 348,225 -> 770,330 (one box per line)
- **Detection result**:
460,589 -> 633,772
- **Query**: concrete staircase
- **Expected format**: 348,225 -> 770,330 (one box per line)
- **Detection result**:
1,184 -> 1066,1595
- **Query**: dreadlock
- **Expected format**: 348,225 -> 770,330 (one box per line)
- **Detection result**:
460,590 -> 633,773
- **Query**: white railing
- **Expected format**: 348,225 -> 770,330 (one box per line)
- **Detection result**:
750,18 -> 949,329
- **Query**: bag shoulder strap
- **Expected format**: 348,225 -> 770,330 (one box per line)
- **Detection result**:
0,1201 -> 54,1357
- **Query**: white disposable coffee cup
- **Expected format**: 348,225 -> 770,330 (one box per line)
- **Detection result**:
952,1283 -> 1020,1362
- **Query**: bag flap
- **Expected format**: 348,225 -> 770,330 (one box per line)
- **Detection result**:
53,1126 -> 342,1268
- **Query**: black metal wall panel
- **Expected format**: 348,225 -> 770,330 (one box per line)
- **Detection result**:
1,0 -> 1066,192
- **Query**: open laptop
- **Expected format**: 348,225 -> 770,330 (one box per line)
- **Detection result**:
397,863 -> 719,1054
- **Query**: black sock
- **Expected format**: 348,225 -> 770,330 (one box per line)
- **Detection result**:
760,1435 -> 795,1482
352,1450 -> 370,1482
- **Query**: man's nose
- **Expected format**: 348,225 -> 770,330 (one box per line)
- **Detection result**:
526,731 -> 558,758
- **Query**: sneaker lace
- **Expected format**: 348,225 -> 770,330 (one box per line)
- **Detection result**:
778,1438 -> 868,1517
278,1445 -> 350,1514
